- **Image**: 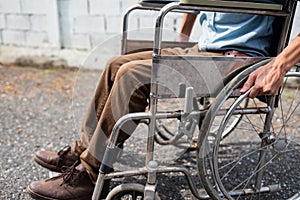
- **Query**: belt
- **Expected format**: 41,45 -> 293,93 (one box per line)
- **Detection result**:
199,50 -> 248,57
223,50 -> 247,57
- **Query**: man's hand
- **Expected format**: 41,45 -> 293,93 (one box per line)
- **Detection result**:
240,34 -> 300,98
240,59 -> 286,98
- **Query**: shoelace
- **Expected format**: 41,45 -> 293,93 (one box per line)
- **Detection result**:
61,160 -> 81,186
46,160 -> 81,186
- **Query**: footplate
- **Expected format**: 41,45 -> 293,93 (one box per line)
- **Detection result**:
229,184 -> 281,197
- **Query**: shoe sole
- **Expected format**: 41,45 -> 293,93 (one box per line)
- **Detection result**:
27,185 -> 92,200
33,155 -> 61,173
27,186 -> 57,200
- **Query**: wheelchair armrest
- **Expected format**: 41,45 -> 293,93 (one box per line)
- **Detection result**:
179,0 -> 283,10
139,0 -> 179,7
124,40 -> 196,55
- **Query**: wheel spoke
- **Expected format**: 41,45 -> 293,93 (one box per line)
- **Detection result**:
198,69 -> 300,200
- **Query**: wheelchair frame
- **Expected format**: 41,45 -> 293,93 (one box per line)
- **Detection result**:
92,0 -> 299,199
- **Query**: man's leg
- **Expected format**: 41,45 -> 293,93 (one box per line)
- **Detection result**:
27,54 -> 154,200
33,51 -> 154,172
28,46 -> 200,200
80,59 -> 153,182
33,45 -> 193,172
78,51 -> 154,154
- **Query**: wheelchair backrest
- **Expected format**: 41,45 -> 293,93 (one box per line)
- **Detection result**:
177,0 -> 297,56
269,0 -> 298,56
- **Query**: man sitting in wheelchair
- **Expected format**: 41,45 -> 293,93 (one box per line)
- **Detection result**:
27,0 -> 299,199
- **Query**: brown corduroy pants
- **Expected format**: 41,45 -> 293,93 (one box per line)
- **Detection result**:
71,45 -> 222,182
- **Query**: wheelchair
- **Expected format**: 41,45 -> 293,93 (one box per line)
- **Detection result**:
92,0 -> 300,199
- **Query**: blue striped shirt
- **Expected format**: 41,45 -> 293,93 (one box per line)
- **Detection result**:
198,0 -> 286,56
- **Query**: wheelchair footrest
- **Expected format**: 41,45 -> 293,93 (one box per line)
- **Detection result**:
229,184 -> 281,196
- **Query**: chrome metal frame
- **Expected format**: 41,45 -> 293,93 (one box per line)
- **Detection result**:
92,0 -> 298,199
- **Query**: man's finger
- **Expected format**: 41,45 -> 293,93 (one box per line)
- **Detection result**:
240,74 -> 256,93
249,86 -> 260,99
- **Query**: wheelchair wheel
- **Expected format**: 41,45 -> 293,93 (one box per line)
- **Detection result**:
198,59 -> 300,199
207,98 -> 248,140
106,183 -> 160,200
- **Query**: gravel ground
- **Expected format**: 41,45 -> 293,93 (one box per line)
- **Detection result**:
0,64 -> 200,200
1,64 -> 300,200
0,65 -> 80,199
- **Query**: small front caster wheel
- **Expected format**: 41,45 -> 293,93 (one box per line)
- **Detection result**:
106,183 -> 160,200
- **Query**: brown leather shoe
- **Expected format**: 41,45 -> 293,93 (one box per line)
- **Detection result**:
27,163 -> 110,200
34,146 -> 79,172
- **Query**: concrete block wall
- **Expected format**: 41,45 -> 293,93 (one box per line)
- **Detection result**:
0,0 -> 60,47
0,0 -> 298,68
0,0 -> 188,68
66,0 -> 187,50
0,0 -> 184,50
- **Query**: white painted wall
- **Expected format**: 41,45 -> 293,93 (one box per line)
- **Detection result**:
0,0 -> 187,50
